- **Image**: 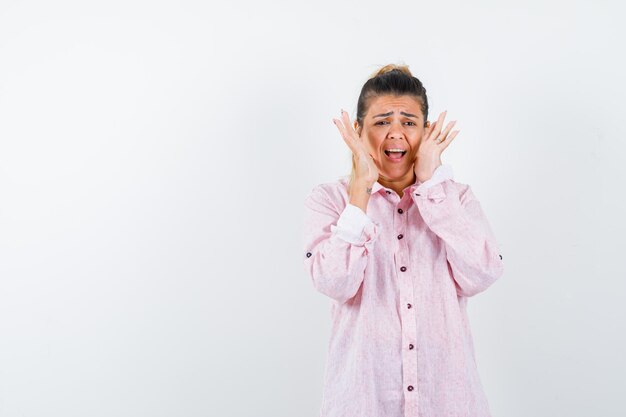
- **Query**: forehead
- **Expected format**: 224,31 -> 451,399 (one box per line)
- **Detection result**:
367,94 -> 422,116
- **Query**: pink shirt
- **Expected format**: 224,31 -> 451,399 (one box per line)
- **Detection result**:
302,164 -> 504,417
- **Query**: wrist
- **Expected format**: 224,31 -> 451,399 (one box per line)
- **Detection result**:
415,162 -> 442,183
349,180 -> 373,213
349,179 -> 373,195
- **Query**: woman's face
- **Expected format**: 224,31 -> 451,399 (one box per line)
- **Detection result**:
355,94 -> 429,180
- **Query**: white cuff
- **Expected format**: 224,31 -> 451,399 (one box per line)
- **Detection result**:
330,203 -> 375,244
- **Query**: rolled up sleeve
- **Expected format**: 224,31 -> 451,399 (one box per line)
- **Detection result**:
302,186 -> 380,304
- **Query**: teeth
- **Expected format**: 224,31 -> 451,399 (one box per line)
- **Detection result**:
385,149 -> 407,156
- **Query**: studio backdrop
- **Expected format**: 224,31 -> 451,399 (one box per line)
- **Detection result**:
0,1 -> 624,416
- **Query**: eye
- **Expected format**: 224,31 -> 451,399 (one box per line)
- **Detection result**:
374,120 -> 416,126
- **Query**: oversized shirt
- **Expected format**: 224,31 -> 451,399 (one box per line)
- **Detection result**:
301,164 -> 505,417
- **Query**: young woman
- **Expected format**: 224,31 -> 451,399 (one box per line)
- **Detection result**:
302,64 -> 505,417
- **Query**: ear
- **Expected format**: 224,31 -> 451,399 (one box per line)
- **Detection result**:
353,121 -> 361,135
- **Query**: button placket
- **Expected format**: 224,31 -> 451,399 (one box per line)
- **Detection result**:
395,203 -> 419,414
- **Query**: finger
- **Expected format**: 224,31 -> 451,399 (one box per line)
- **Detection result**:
437,120 -> 457,142
340,109 -> 359,141
332,118 -> 347,139
440,129 -> 459,150
333,118 -> 358,154
335,115 -> 368,157
428,111 -> 447,141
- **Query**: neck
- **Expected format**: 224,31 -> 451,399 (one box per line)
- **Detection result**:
378,171 -> 417,198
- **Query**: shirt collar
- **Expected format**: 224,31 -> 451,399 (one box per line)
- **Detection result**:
371,176 -> 422,195
340,175 -> 424,196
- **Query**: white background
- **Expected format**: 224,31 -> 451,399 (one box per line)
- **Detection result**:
1,1 -> 624,416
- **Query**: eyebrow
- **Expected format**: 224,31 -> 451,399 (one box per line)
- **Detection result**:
373,111 -> 419,119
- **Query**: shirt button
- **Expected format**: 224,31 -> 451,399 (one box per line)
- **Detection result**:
415,193 -> 421,196
397,208 -> 403,214
306,252 -> 312,258
407,385 -> 414,391
386,190 -> 391,194
400,266 -> 407,272
409,343 -> 414,350
407,303 -> 412,309
499,254 -> 503,260
397,234 -> 403,240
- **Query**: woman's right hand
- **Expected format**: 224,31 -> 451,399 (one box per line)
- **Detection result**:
332,109 -> 379,186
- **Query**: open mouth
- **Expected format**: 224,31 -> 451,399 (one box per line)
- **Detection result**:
384,150 -> 407,161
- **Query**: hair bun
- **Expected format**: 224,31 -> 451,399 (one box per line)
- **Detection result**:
371,63 -> 413,78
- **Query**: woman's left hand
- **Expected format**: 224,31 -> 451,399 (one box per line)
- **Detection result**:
413,110 -> 460,182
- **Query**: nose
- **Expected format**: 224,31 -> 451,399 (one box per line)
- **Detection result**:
388,120 -> 404,140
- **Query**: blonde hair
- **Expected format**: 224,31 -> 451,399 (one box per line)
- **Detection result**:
347,63 -> 429,190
